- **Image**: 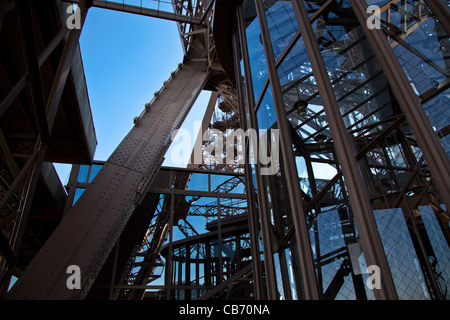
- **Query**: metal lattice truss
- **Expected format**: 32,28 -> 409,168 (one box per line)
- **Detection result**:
64,1 -> 217,61
64,0 -> 204,24
3,0 -> 449,301
258,0 -> 450,300
114,169 -> 246,300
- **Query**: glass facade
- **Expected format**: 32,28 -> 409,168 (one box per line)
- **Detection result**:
66,162 -> 251,300
71,162 -> 104,204
366,0 -> 450,156
235,0 -> 449,300
161,227 -> 253,300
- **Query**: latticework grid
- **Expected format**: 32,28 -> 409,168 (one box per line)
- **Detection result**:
374,208 -> 430,299
419,205 -> 450,299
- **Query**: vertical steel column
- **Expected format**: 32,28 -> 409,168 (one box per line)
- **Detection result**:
291,0 -> 398,299
232,21 -> 263,300
14,0 -> 50,145
349,0 -> 450,216
185,242 -> 190,300
236,3 -> 278,300
166,186 -> 175,300
254,0 -> 319,300
10,0 -> 51,259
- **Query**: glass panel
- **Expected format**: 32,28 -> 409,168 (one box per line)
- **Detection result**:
374,208 -> 429,300
88,164 -> 103,183
312,19 -> 395,131
243,0 -> 268,103
77,165 -> 89,183
274,252 -> 286,299
186,173 -> 208,191
302,1 -> 448,299
278,35 -> 312,89
418,205 -> 450,299
365,0 -> 450,156
256,85 -> 277,131
423,91 -> 450,156
73,188 -> 85,204
263,0 -> 299,61
284,248 -> 299,299
210,174 -> 245,194
309,208 -> 367,299
277,35 -> 332,146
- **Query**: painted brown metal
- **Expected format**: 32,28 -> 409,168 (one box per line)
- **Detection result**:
291,0 -> 398,300
349,0 -> 450,221
254,0 -> 320,300
7,58 -> 209,299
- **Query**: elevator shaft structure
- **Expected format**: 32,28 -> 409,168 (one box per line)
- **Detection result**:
1,0 -> 449,301
8,58 -> 209,299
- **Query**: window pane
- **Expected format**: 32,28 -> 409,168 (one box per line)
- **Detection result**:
243,0 -> 268,103
77,165 -> 89,183
256,85 -> 277,131
263,0 -> 299,61
88,164 -> 103,183
73,188 -> 86,204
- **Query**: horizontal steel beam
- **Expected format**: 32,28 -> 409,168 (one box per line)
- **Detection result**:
148,187 -> 246,199
62,0 -> 202,25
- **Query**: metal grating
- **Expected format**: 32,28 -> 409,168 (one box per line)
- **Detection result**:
374,208 -> 430,300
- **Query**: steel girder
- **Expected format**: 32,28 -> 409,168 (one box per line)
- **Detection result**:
7,57 -> 209,299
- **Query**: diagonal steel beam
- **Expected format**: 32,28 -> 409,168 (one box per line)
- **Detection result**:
7,59 -> 209,300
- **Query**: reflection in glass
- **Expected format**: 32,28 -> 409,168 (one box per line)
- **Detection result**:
73,188 -> 85,204
365,0 -> 450,156
77,165 -> 89,183
263,0 -> 299,61
88,164 -> 102,183
187,173 -> 209,191
374,208 -> 429,300
419,205 -> 450,299
256,85 -> 277,131
243,0 -> 268,103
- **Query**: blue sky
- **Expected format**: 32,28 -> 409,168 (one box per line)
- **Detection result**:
54,7 -> 211,184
